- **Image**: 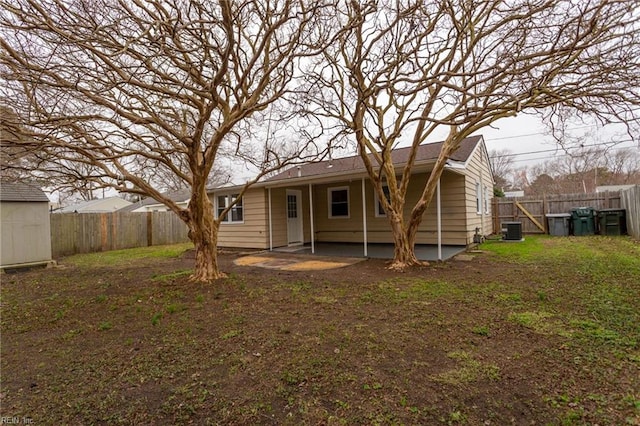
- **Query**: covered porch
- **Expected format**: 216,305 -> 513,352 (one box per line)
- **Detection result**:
266,170 -> 466,261
273,242 -> 466,261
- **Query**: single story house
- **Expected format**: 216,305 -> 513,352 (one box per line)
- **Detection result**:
55,196 -> 132,213
118,189 -> 190,213
0,181 -> 54,269
211,135 -> 494,260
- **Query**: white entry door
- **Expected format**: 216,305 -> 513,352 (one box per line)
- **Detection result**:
286,190 -> 303,245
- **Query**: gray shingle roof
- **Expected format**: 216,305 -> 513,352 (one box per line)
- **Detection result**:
117,188 -> 191,212
265,135 -> 482,183
0,181 -> 50,202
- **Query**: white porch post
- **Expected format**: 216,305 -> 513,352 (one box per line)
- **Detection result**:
437,178 -> 442,261
309,183 -> 315,254
268,187 -> 273,251
362,177 -> 368,257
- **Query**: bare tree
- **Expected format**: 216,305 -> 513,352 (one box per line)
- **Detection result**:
606,148 -> 640,184
1,0 -> 337,281
305,0 -> 640,269
489,149 -> 515,191
522,145 -> 640,195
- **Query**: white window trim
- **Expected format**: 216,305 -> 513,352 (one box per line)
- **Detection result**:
328,186 -> 350,219
374,185 -> 390,218
476,181 -> 482,214
484,185 -> 491,214
216,193 -> 244,224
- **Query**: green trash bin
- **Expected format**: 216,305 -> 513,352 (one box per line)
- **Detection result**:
597,208 -> 627,236
571,207 -> 596,236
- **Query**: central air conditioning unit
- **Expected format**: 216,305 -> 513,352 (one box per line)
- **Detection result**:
501,221 -> 523,241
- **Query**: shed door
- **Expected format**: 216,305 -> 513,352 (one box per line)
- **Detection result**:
286,190 -> 303,245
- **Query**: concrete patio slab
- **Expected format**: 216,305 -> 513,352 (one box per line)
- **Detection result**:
273,242 -> 467,261
234,253 -> 365,271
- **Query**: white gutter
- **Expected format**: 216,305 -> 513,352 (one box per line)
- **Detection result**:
361,177 -> 368,257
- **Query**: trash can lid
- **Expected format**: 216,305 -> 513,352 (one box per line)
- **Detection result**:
597,208 -> 626,213
571,207 -> 595,216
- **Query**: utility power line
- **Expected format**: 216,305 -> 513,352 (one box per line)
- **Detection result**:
488,138 -> 637,160
485,124 -> 597,141
507,144 -> 637,165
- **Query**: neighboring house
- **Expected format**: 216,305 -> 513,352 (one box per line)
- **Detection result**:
596,184 -> 636,193
210,135 -> 494,256
0,181 -> 53,268
503,190 -> 525,198
118,189 -> 190,213
55,196 -> 132,213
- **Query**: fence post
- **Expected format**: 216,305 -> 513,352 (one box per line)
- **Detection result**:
493,197 -> 499,234
146,212 -> 153,247
100,213 -> 108,252
542,195 -> 548,234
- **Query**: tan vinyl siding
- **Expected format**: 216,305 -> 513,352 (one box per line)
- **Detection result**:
463,144 -> 494,243
269,187 -> 288,248
215,188 -> 269,249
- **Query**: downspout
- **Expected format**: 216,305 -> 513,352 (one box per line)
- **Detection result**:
437,178 -> 442,261
362,177 -> 368,257
268,187 -> 273,251
309,183 -> 315,254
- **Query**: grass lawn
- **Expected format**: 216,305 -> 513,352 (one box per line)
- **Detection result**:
1,235 -> 639,424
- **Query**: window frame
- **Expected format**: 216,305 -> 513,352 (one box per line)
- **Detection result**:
216,193 -> 244,224
374,185 -> 391,218
476,181 -> 482,214
327,186 -> 350,219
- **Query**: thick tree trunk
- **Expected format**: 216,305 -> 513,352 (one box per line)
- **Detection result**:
190,219 -> 226,282
387,213 -> 425,270
186,183 -> 226,282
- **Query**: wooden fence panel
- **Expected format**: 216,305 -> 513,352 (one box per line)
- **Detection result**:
112,213 -> 148,250
545,192 -> 621,213
51,211 -> 190,258
493,191 -> 624,235
150,211 -> 189,246
620,185 -> 640,239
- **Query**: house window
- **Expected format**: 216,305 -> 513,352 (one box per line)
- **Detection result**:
328,186 -> 349,218
476,182 -> 482,214
287,194 -> 297,219
374,185 -> 391,217
217,194 -> 243,223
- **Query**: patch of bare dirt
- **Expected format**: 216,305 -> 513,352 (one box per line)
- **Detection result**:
1,247 -> 638,425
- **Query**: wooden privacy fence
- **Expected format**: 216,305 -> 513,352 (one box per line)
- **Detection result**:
50,211 -> 190,258
620,185 -> 640,239
493,191 -> 623,234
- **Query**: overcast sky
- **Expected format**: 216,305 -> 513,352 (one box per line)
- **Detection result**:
468,115 -> 639,169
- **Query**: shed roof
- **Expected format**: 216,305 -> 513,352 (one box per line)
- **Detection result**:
265,135 -> 483,183
0,181 -> 50,202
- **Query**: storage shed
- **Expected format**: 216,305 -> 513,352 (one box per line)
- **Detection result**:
0,181 -> 54,270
